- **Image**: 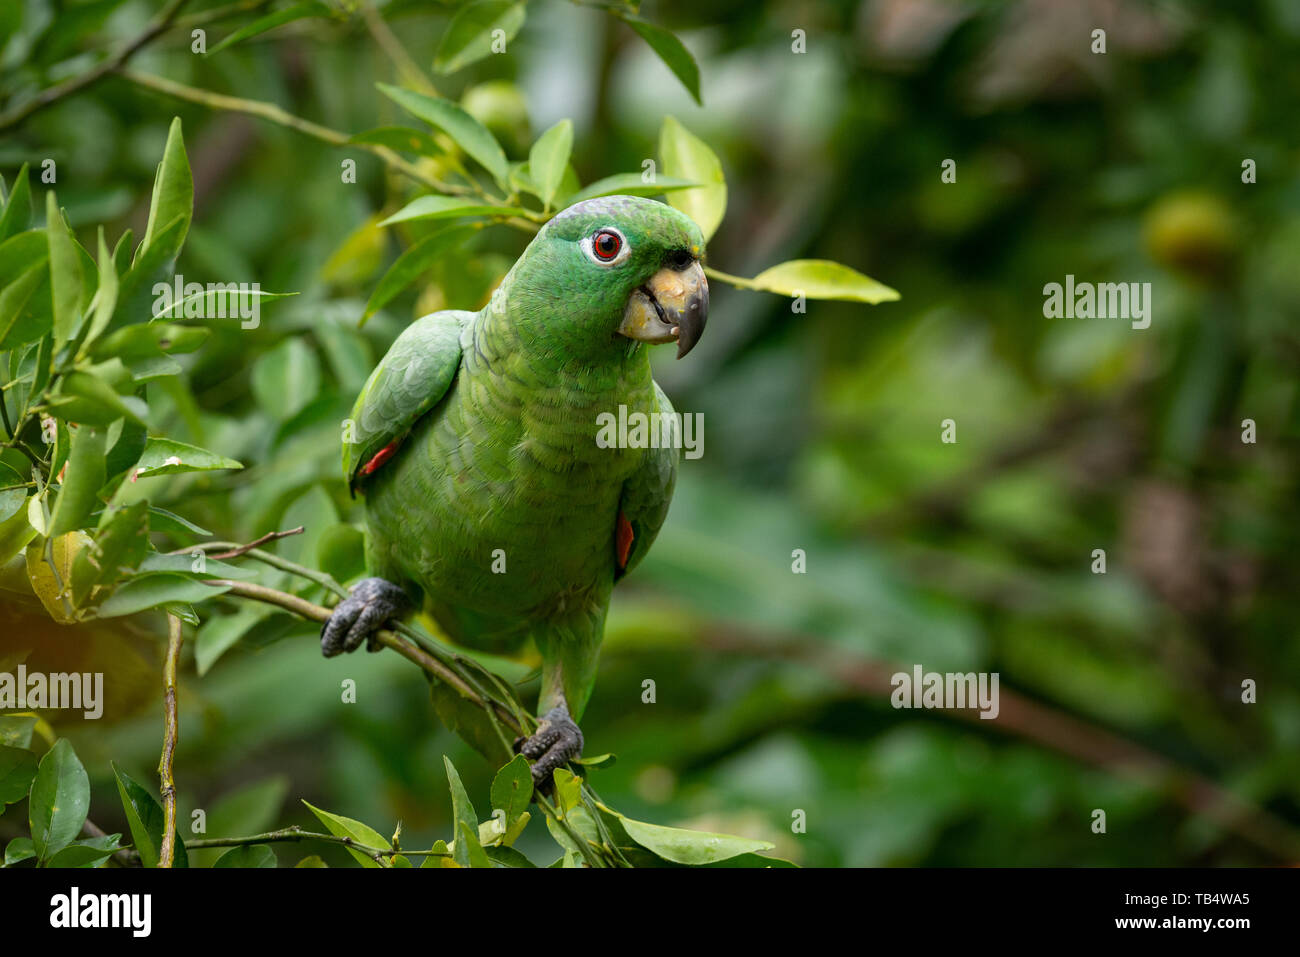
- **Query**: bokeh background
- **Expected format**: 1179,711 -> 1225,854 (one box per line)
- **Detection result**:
2,0 -> 1299,866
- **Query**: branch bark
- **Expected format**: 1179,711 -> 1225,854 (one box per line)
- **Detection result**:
157,613 -> 183,868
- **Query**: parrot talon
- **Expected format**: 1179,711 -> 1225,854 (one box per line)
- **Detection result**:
320,577 -> 410,658
515,705 -> 584,789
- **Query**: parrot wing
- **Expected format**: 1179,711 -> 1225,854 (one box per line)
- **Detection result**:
343,309 -> 473,492
614,382 -> 680,579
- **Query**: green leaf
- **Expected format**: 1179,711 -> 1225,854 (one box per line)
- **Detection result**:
112,763 -> 188,868
362,225 -> 478,321
4,838 -> 35,866
420,838 -> 450,869
48,425 -> 108,536
485,844 -> 536,867
0,461 -> 27,524
443,755 -> 479,843
208,1 -> 331,56
295,855 -> 328,867
0,715 -> 37,749
528,119 -> 573,210
302,799 -> 392,869
489,754 -> 533,830
133,437 -> 243,478
70,500 -> 149,606
566,173 -> 700,206
0,163 -> 31,242
135,552 -> 257,580
80,227 -> 118,353
348,126 -> 443,157
92,322 -> 210,360
622,16 -> 701,105
251,337 -> 320,421
139,118 -> 193,263
148,286 -> 296,323
213,844 -> 278,867
434,1 -> 526,74
572,752 -> 617,770
376,84 -> 509,187
551,767 -> 582,817
48,370 -> 145,426
378,196 -> 511,228
658,115 -> 726,241
0,258 -> 49,351
614,813 -> 775,865
46,834 -> 123,868
46,192 -> 84,346
96,574 -> 230,618
137,505 -> 211,538
0,745 -> 38,806
29,739 -> 90,862
714,259 -> 900,304
455,820 -> 491,868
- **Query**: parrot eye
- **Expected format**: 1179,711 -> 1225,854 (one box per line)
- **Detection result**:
582,227 -> 629,266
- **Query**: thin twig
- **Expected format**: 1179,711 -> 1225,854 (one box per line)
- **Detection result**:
0,0 -> 192,131
82,819 -> 138,868
157,613 -> 183,868
702,626 -> 1300,863
203,578 -> 521,732
115,67 -> 473,197
204,526 -> 303,560
360,0 -> 437,95
185,826 -> 450,863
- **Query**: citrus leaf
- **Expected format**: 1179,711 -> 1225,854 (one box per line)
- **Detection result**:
302,799 -> 391,868
378,195 -> 511,227
376,84 -> 509,187
713,259 -> 900,303
434,1 -> 526,74
528,119 -> 573,210
0,745 -> 38,806
139,117 -> 192,264
615,813 -> 774,865
622,16 -> 701,105
567,173 -> 699,206
29,739 -> 89,862
208,1 -> 331,56
658,115 -> 726,241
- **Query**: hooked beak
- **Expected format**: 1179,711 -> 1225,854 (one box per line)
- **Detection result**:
617,260 -> 709,359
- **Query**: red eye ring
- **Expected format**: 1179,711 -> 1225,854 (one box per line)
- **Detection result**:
592,229 -> 622,261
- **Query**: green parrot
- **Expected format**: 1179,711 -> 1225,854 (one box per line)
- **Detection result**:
322,196 -> 708,785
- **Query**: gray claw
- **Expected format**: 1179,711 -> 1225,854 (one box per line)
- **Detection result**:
320,577 -> 409,657
516,705 -> 584,787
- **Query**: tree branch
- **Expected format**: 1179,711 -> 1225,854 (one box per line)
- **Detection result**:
157,613 -> 184,868
185,826 -> 450,864
701,626 -> 1300,863
0,0 -> 193,132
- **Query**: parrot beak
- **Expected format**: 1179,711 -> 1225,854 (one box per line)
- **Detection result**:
618,259 -> 709,359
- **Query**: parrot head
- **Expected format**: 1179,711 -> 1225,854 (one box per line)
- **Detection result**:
498,195 -> 709,360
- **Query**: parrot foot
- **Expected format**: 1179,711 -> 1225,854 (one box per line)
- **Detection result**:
320,577 -> 410,657
514,705 -> 584,789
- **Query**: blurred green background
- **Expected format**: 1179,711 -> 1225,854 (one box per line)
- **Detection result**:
2,0 -> 1300,866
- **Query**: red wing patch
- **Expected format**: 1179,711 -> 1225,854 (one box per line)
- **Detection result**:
616,510 -> 635,572
360,440 -> 400,477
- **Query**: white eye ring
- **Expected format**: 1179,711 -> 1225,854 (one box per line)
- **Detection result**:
580,227 -> 631,267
